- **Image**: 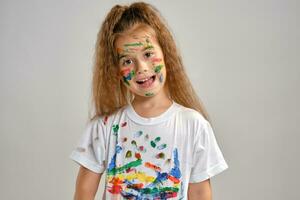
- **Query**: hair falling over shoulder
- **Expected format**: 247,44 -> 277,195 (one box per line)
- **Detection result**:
88,2 -> 211,123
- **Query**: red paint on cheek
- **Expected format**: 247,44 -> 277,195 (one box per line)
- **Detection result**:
120,68 -> 131,76
151,57 -> 162,63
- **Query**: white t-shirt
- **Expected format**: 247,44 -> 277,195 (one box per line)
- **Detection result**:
70,101 -> 228,200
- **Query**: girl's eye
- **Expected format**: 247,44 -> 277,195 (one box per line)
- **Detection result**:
123,59 -> 133,66
144,52 -> 154,58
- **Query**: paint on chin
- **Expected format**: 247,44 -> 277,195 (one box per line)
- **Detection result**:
145,92 -> 154,97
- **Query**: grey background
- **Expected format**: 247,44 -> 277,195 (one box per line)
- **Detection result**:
1,0 -> 299,199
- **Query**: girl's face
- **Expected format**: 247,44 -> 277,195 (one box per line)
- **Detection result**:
115,27 -> 167,98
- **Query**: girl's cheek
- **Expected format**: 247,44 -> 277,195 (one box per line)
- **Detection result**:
153,63 -> 164,74
158,73 -> 164,83
150,57 -> 162,63
120,67 -> 136,86
149,57 -> 164,84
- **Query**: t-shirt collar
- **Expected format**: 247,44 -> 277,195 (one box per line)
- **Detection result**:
126,100 -> 178,125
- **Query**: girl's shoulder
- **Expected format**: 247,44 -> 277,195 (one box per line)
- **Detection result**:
88,106 -> 128,127
175,103 -> 208,123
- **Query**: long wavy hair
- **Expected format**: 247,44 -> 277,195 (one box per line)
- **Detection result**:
89,2 -> 211,123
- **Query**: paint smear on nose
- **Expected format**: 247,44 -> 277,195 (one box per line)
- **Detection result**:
145,92 -> 154,97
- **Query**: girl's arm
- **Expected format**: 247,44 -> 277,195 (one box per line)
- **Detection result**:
188,179 -> 212,200
74,166 -> 102,200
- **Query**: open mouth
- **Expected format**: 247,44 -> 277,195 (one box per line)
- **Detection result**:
136,75 -> 156,88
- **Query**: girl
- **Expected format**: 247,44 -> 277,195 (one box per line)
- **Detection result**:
70,2 -> 228,200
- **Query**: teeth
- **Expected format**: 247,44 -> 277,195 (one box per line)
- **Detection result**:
137,77 -> 150,83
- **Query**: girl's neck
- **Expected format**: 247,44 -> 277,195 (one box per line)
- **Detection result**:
131,87 -> 173,118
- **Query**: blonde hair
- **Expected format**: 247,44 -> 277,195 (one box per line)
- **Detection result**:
89,2 -> 211,123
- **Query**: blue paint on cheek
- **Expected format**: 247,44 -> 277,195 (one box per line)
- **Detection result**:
159,74 -> 164,83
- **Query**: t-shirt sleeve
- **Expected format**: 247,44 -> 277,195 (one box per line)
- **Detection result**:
189,119 -> 228,183
69,118 -> 106,173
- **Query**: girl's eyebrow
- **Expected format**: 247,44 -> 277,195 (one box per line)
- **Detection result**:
118,54 -> 127,60
143,45 -> 154,51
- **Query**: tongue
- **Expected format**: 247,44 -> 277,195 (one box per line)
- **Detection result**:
140,77 -> 154,88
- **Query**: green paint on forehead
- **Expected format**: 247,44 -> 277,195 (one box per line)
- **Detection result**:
124,42 -> 143,47
154,65 -> 164,73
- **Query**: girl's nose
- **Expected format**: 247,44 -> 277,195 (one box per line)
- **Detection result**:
136,60 -> 149,74
137,69 -> 148,74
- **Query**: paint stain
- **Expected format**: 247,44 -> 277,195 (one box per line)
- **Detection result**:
168,175 -> 180,184
145,92 -> 154,97
131,140 -> 137,147
116,145 -> 122,153
124,42 -> 143,47
127,182 -> 144,190
157,143 -> 167,150
123,77 -> 130,86
125,150 -> 132,158
103,116 -> 108,125
154,137 -> 161,143
121,122 -> 127,127
138,146 -> 146,152
145,162 -> 161,172
150,141 -> 156,148
122,69 -> 135,86
170,149 -> 182,179
108,184 -> 122,194
112,124 -> 119,133
135,152 -> 141,159
151,57 -> 162,63
145,44 -> 154,50
145,134 -> 149,140
116,48 -> 123,54
125,167 -> 136,173
156,152 -> 165,159
165,158 -> 172,165
134,130 -> 143,137
159,73 -> 164,83
127,47 -> 140,51
122,137 -> 127,143
120,68 -> 131,76
107,159 -> 142,175
154,65 -> 163,73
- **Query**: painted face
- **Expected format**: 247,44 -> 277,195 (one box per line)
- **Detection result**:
115,27 -> 167,98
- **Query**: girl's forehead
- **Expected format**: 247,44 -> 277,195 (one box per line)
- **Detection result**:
115,29 -> 158,48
